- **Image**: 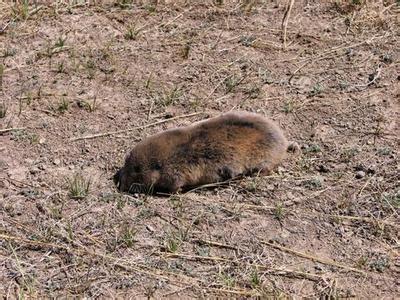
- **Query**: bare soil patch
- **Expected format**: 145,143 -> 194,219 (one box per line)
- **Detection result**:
0,1 -> 399,298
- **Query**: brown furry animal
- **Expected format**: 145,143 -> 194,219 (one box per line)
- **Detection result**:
114,111 -> 289,194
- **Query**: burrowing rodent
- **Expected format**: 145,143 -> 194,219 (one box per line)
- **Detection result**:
114,111 -> 290,194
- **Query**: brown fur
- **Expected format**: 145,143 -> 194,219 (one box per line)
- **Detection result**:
114,111 -> 289,194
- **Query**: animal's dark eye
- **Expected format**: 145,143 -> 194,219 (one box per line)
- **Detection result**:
151,161 -> 162,170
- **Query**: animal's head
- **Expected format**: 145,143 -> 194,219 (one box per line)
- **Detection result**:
114,148 -> 162,194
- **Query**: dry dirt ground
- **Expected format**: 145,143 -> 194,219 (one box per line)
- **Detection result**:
0,0 -> 399,298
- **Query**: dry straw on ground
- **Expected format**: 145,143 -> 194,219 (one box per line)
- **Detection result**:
0,0 -> 399,298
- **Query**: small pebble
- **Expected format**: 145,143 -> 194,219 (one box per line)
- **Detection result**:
146,225 -> 155,233
355,171 -> 365,179
53,158 -> 61,165
317,164 -> 329,173
30,167 -> 40,174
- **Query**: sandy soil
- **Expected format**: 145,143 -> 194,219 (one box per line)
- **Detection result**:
0,0 -> 399,298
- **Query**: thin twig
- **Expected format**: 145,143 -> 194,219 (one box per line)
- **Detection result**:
0,127 -> 26,134
161,252 -> 323,282
350,64 -> 383,90
288,35 -> 383,84
282,0 -> 295,49
163,253 -> 231,263
0,232 -> 262,297
327,214 -> 399,229
261,240 -> 366,274
162,286 -> 192,297
193,238 -> 240,251
184,177 -> 241,193
0,233 -> 198,287
70,112 -> 205,142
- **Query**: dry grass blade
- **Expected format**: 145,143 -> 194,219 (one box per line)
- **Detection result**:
1,1 -> 398,297
70,112 -> 205,141
161,252 -> 323,282
327,214 -> 400,229
261,240 -> 366,274
0,127 -> 26,134
0,232 -> 260,296
193,238 -> 240,251
0,233 -> 199,288
281,0 -> 295,49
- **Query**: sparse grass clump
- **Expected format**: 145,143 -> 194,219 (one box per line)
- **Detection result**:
305,144 -> 322,154
224,75 -> 242,94
274,203 -> 285,222
67,174 -> 91,199
54,36 -> 67,48
115,0 -> 134,8
29,134 -> 39,144
303,177 -> 323,190
11,130 -> 39,145
382,191 -> 400,208
125,25 -> 141,40
152,85 -> 183,107
0,64 -> 4,90
2,47 -> 17,58
118,225 -> 136,248
77,98 -> 98,112
56,61 -> 67,74
0,102 -> 7,118
57,98 -> 69,113
12,0 -> 30,20
245,176 -> 262,192
250,268 -> 261,288
340,147 -> 359,162
258,67 -> 273,84
331,0 -> 366,14
309,84 -> 323,97
220,273 -> 235,287
180,42 -> 191,59
283,99 -> 294,113
164,232 -> 181,253
377,147 -> 392,156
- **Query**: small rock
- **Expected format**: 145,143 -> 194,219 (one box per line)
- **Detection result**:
39,137 -> 46,144
287,142 -> 300,153
317,164 -> 329,173
314,265 -> 323,271
354,164 -> 365,171
266,184 -> 275,191
0,160 -> 9,170
286,192 -> 295,200
284,200 -> 294,206
146,225 -> 155,233
53,159 -> 61,166
301,144 -> 309,150
367,167 -> 376,175
0,179 -> 10,189
355,171 -> 365,179
381,54 -> 392,64
30,167 -> 40,175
